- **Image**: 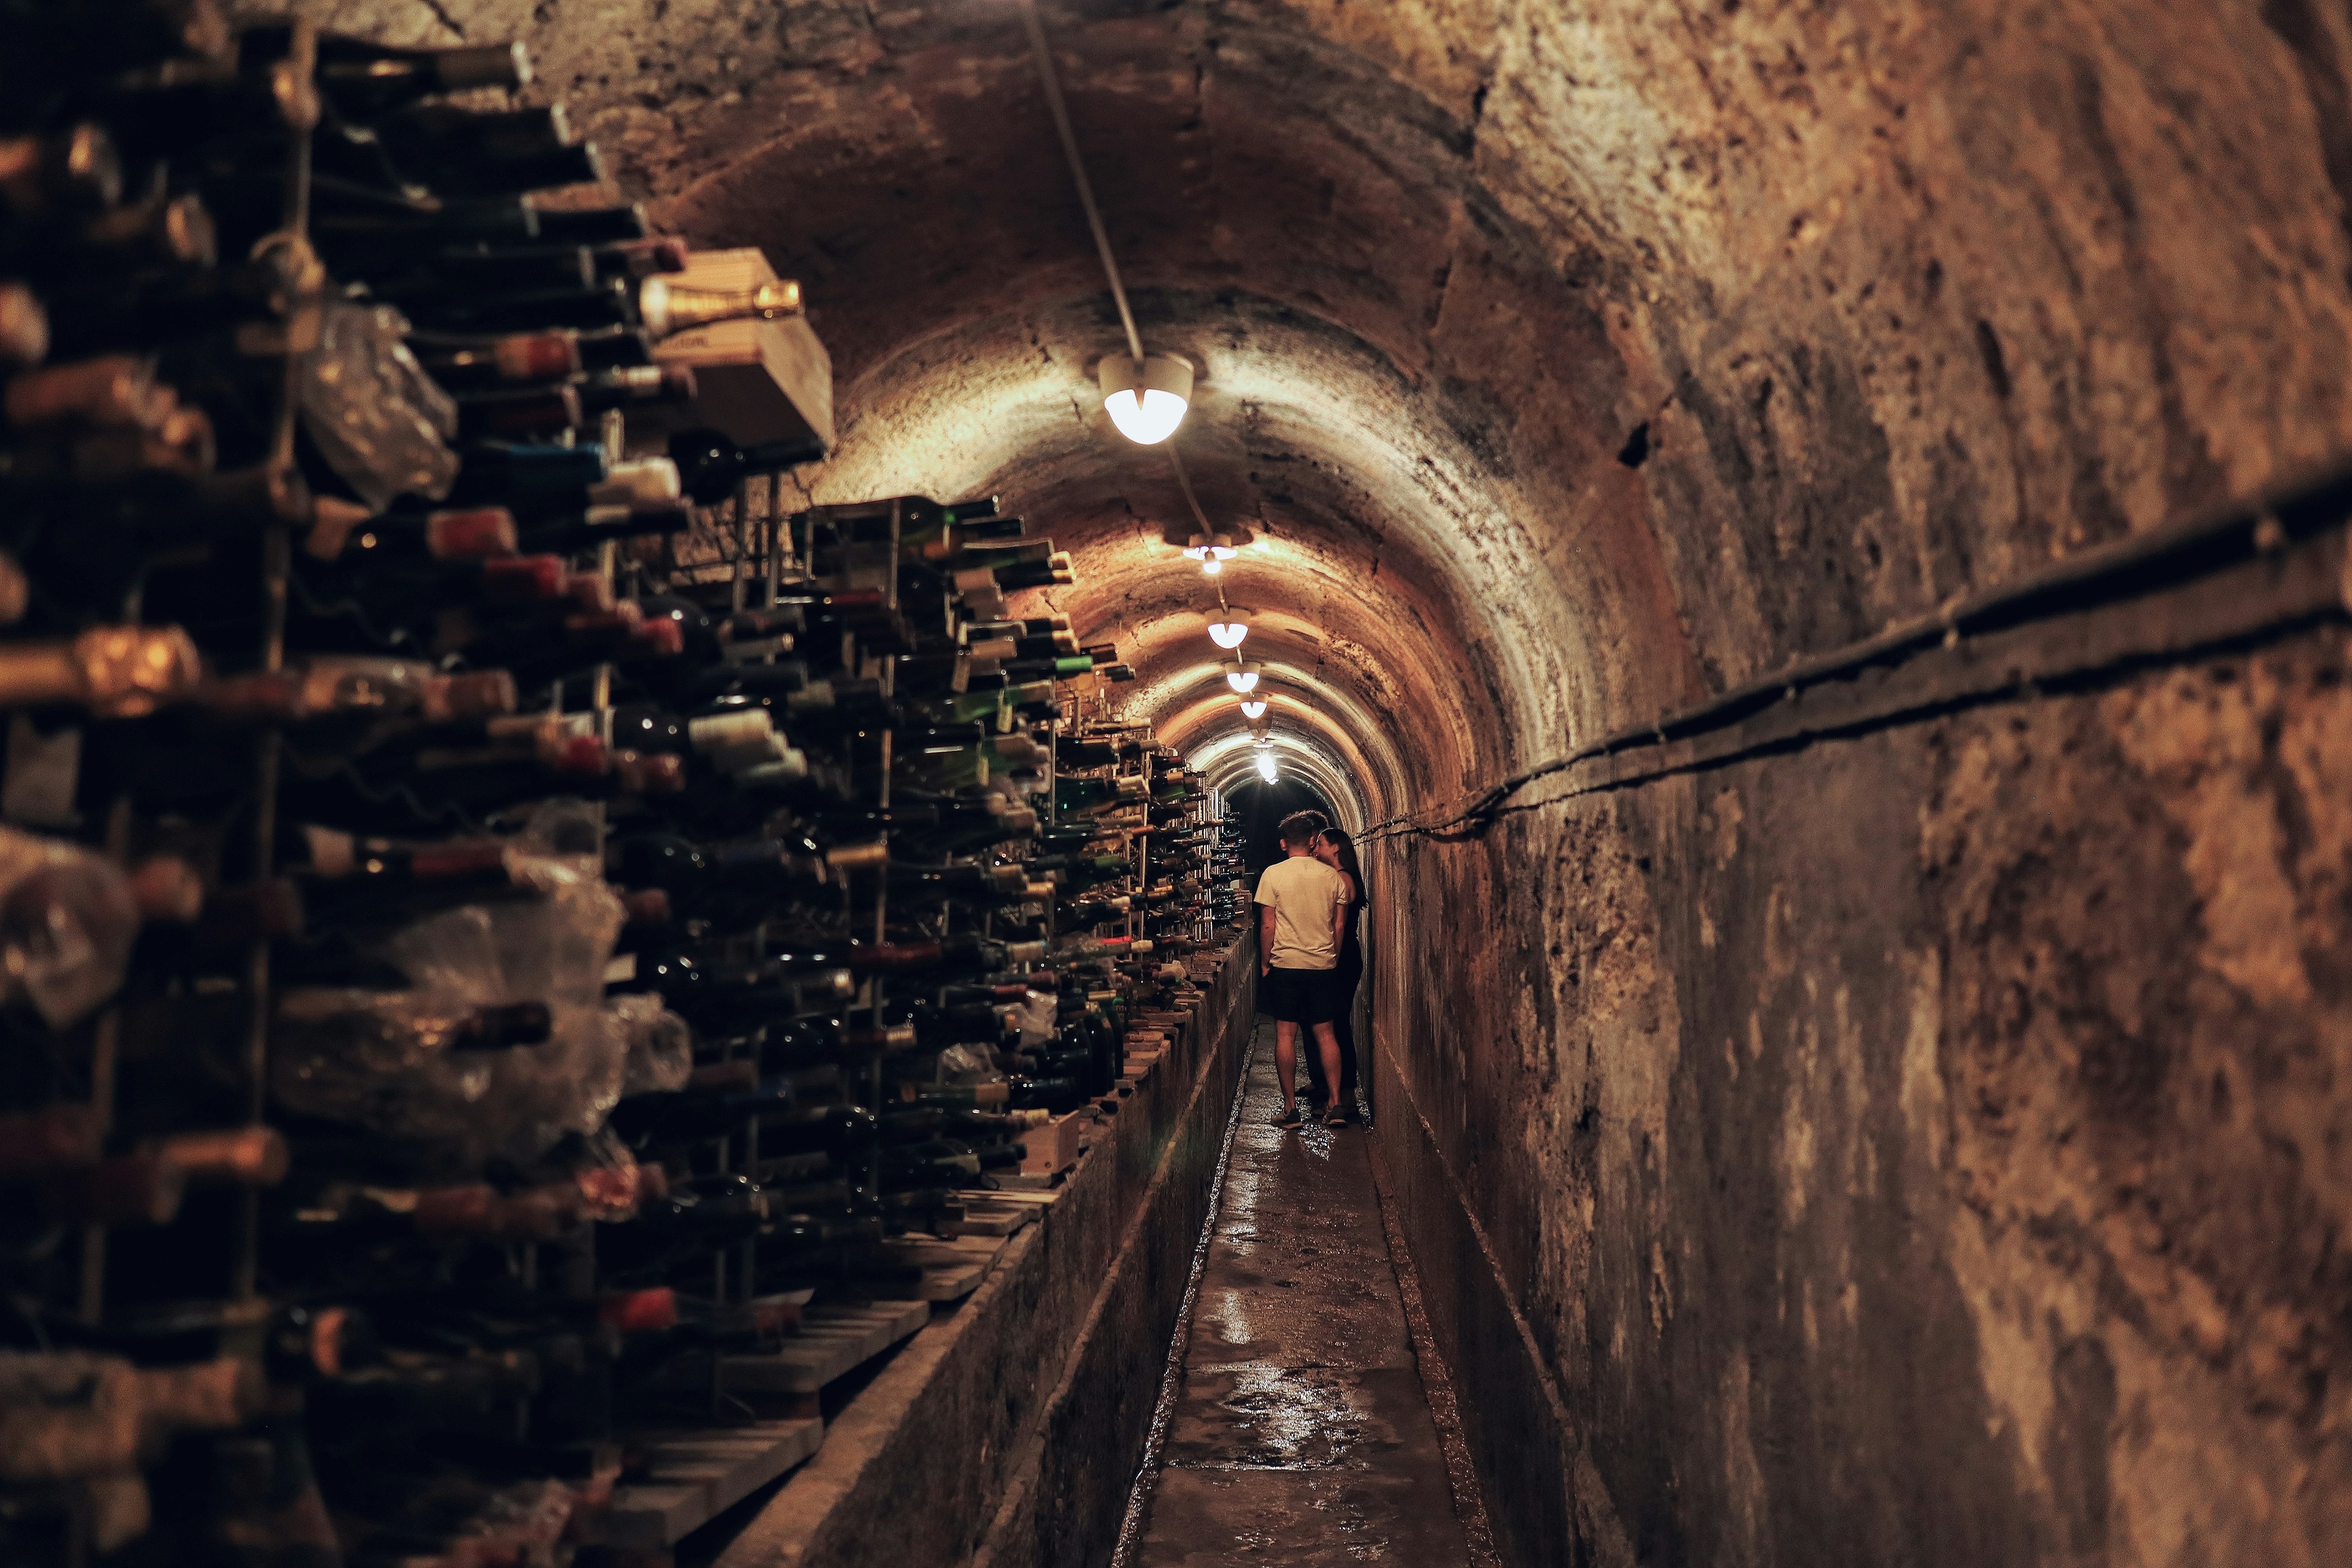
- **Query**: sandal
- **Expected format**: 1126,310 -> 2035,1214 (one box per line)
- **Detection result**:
1275,1107 -> 1304,1130
1324,1105 -> 1348,1127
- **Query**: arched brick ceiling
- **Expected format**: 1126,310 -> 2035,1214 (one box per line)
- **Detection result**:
300,0 -> 2352,818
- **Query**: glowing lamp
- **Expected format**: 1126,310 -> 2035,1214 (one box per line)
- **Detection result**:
1183,532 -> 1239,577
1225,663 -> 1259,694
1099,353 -> 1193,445
1207,614 -> 1250,651
1256,752 -> 1278,783
1239,699 -> 1267,719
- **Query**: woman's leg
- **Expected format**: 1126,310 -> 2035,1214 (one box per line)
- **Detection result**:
1302,1008 -> 1330,1102
1334,956 -> 1364,1096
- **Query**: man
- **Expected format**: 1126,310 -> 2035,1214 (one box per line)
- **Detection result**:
1254,810 -> 1352,1128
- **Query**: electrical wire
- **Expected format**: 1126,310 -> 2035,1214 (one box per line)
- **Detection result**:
1018,0 -> 1141,362
1019,3 -> 1240,655
1165,444 -> 1229,611
1349,458 -> 2352,847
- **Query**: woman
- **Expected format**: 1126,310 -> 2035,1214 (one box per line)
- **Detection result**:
1306,825 -> 1366,1123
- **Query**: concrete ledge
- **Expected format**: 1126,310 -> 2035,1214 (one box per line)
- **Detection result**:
712,944 -> 1258,1568
1371,1033 -> 1593,1568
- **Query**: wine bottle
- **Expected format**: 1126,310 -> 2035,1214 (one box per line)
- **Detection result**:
531,203 -> 652,244
0,125 -> 122,222
666,426 -> 829,504
637,275 -> 802,338
512,500 -> 694,556
894,1081 -> 1011,1109
0,283 -> 45,368
0,626 -> 200,715
398,275 -> 634,334
85,56 -> 323,167
0,1104 -> 102,1175
371,105 -> 604,198
442,439 -> 606,509
199,655 -> 516,726
410,328 -> 582,391
240,28 -> 533,120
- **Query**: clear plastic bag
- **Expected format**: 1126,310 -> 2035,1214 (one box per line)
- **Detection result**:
461,1477 -> 576,1556
1016,990 -> 1057,1048
937,1044 -> 998,1083
298,301 -> 459,511
0,824 -> 140,1026
272,848 -> 629,1170
272,989 -> 505,1143
611,992 -> 693,1098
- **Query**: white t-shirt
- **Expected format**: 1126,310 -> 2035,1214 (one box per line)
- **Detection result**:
1253,855 -> 1349,970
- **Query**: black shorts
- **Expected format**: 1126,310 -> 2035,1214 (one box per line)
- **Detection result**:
1259,964 -> 1343,1026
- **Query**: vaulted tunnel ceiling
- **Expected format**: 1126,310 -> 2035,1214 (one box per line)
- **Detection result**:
300,0 -> 2352,820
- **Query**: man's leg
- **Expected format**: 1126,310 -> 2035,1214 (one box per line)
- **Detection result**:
1275,1019 -> 1300,1109
1303,1015 -> 1331,1103
1309,1021 -> 1343,1110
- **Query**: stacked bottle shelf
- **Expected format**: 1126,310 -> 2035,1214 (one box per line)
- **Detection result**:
0,8 -> 1242,1565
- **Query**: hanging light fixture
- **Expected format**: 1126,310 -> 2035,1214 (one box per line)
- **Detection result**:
1183,532 -> 1239,576
1099,353 -> 1193,445
1225,661 -> 1259,694
1207,609 -> 1250,651
1256,750 -> 1278,783
1239,698 -> 1267,719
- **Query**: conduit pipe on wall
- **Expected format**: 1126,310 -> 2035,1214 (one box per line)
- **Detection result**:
1357,459 -> 2352,843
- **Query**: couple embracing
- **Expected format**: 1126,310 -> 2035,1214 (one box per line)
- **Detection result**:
1252,810 -> 1366,1129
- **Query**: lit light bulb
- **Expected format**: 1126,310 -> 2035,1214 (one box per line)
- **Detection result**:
1239,699 -> 1267,718
1208,616 -> 1249,651
1098,354 -> 1194,445
1225,664 -> 1259,693
1256,752 -> 1278,783
1183,533 -> 1239,577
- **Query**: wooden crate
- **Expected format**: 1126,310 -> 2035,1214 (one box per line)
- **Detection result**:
643,248 -> 833,450
1019,1110 -> 1086,1175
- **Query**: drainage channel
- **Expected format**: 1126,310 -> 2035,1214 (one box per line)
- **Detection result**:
1115,1020 -> 1481,1566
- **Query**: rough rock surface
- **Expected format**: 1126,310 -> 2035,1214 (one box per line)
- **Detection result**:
266,2 -> 2352,1561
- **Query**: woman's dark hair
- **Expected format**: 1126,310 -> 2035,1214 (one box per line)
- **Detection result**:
1319,826 -> 1365,893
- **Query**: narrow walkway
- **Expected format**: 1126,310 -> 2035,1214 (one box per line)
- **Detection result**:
1131,1021 -> 1476,1566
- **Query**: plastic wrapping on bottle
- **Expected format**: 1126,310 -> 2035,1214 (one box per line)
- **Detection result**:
935,1044 -> 1000,1084
1016,990 -> 1057,1048
611,992 -> 692,1098
0,824 -> 141,1026
299,302 -> 459,511
558,1128 -> 651,1222
0,1351 -> 256,1487
458,1477 -> 578,1559
514,798 -> 606,876
272,989 -> 505,1144
273,847 -> 628,1171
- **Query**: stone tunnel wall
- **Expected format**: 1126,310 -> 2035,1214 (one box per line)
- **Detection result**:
258,2 -> 2352,1561
1369,619 -> 2352,1567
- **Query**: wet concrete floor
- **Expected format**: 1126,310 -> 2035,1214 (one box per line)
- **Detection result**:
1131,1021 -> 1475,1566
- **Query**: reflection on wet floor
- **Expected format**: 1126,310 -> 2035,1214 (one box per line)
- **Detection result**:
1129,1021 -> 1476,1567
